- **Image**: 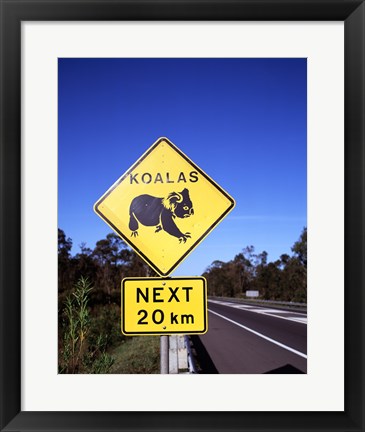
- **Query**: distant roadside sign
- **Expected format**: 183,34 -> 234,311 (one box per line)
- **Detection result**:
121,277 -> 207,335
94,137 -> 235,276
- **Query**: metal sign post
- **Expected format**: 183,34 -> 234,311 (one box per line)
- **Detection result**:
160,335 -> 169,374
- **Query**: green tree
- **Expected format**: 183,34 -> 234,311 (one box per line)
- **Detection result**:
93,233 -> 129,266
92,233 -> 131,296
281,257 -> 306,302
58,228 -> 73,293
203,260 -> 227,296
58,228 -> 72,257
256,260 -> 281,299
73,242 -> 98,287
292,227 -> 307,266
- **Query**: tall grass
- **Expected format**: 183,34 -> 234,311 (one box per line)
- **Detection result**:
59,276 -> 114,374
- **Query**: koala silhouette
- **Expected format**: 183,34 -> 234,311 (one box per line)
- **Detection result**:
128,188 -> 194,243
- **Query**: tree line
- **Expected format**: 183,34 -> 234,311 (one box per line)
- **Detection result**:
59,225 -> 306,305
202,227 -> 307,302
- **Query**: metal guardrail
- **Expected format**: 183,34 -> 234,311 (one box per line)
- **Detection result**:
162,335 -> 197,374
168,335 -> 190,373
184,335 -> 198,374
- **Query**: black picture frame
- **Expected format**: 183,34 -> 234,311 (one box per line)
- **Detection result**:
0,1 -> 364,431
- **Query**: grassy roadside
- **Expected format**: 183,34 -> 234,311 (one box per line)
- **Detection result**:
109,336 -> 160,374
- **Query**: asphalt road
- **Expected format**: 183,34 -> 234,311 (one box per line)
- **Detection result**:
191,300 -> 307,374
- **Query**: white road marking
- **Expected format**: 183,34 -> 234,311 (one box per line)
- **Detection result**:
251,308 -> 280,313
290,317 -> 308,324
260,310 -> 292,314
251,311 -> 307,325
208,300 -> 307,324
232,304 -> 256,309
208,309 -> 307,359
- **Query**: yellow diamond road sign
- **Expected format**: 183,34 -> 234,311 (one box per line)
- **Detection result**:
122,277 -> 207,335
94,137 -> 235,276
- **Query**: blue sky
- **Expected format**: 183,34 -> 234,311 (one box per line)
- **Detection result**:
58,58 -> 306,276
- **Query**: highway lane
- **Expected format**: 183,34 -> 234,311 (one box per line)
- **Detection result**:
191,300 -> 307,374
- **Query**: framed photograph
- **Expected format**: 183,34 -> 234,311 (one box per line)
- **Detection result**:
1,0 -> 364,431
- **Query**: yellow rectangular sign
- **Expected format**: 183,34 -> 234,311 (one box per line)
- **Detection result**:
121,277 -> 208,335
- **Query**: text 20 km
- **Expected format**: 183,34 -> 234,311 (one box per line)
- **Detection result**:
137,309 -> 194,325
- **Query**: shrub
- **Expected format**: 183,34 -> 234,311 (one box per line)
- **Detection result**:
59,276 -> 114,374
